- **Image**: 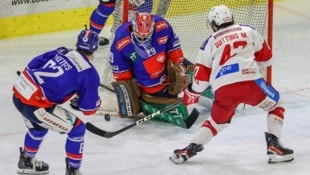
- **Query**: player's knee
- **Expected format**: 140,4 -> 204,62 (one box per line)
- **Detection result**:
29,128 -> 48,138
268,106 -> 285,119
68,119 -> 86,138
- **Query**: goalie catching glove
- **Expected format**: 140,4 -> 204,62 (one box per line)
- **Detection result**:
167,60 -> 190,95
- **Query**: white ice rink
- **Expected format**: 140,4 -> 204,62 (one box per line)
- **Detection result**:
0,0 -> 310,174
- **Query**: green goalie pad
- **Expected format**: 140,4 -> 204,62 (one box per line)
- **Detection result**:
139,100 -> 189,128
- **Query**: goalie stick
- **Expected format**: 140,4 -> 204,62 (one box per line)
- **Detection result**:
86,100 -> 200,138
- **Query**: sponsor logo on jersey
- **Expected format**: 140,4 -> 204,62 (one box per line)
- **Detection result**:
154,21 -> 168,32
242,68 -> 257,74
157,36 -> 168,45
116,36 -> 131,51
160,74 -> 167,83
143,52 -> 166,78
157,53 -> 165,63
66,51 -> 90,72
129,52 -> 138,62
215,63 -> 239,79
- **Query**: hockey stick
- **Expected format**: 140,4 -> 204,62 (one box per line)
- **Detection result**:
86,100 -> 199,138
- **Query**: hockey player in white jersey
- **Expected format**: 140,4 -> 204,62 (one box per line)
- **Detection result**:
169,5 -> 294,164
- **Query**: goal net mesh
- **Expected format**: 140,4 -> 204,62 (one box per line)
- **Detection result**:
101,0 -> 272,90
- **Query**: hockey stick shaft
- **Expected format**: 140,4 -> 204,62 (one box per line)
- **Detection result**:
86,100 -> 183,138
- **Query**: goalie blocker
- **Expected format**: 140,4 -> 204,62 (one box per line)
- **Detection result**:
112,79 -> 199,128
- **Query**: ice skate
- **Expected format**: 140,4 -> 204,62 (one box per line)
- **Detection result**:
17,147 -> 49,174
99,37 -> 109,47
169,143 -> 204,164
65,158 -> 82,175
265,132 -> 294,163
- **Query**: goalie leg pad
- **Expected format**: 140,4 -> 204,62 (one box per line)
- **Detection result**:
140,93 -> 199,128
141,93 -> 181,105
34,106 -> 77,134
140,100 -> 190,128
112,79 -> 141,118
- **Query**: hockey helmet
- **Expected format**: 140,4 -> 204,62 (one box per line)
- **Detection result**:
207,5 -> 233,30
132,12 -> 155,41
76,29 -> 99,53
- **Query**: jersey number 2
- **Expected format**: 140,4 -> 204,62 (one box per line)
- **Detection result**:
33,60 -> 64,84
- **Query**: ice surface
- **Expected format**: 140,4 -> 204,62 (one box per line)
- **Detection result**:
0,0 -> 309,174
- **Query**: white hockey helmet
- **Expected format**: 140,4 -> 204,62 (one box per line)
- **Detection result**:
207,5 -> 233,29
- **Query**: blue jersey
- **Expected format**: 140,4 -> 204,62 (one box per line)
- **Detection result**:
110,15 -> 184,93
23,47 -> 100,112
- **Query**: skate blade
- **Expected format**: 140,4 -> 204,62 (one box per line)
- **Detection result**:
17,169 -> 49,174
169,154 -> 184,164
268,154 -> 294,164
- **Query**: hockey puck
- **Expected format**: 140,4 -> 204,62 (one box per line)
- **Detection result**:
104,114 -> 111,121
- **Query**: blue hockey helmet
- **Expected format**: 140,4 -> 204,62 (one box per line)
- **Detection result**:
76,29 -> 99,53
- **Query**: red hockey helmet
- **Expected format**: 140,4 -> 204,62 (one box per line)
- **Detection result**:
132,12 -> 154,41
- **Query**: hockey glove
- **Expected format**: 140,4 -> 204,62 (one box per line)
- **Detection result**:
167,60 -> 190,95
183,86 -> 200,114
70,96 -> 80,111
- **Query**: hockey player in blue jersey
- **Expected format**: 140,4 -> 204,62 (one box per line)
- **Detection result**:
108,12 -> 199,128
12,29 -> 101,175
89,0 -> 153,46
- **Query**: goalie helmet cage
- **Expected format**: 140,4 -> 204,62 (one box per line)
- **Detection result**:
102,0 -> 273,89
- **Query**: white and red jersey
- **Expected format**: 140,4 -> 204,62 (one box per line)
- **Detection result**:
192,24 -> 272,92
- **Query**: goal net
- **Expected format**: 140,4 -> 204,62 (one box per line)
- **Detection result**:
98,0 -> 273,112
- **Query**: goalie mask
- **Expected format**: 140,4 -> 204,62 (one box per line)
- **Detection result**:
207,5 -> 234,32
132,12 -> 155,42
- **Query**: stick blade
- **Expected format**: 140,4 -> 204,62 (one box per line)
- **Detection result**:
85,122 -> 114,138
184,108 -> 200,129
